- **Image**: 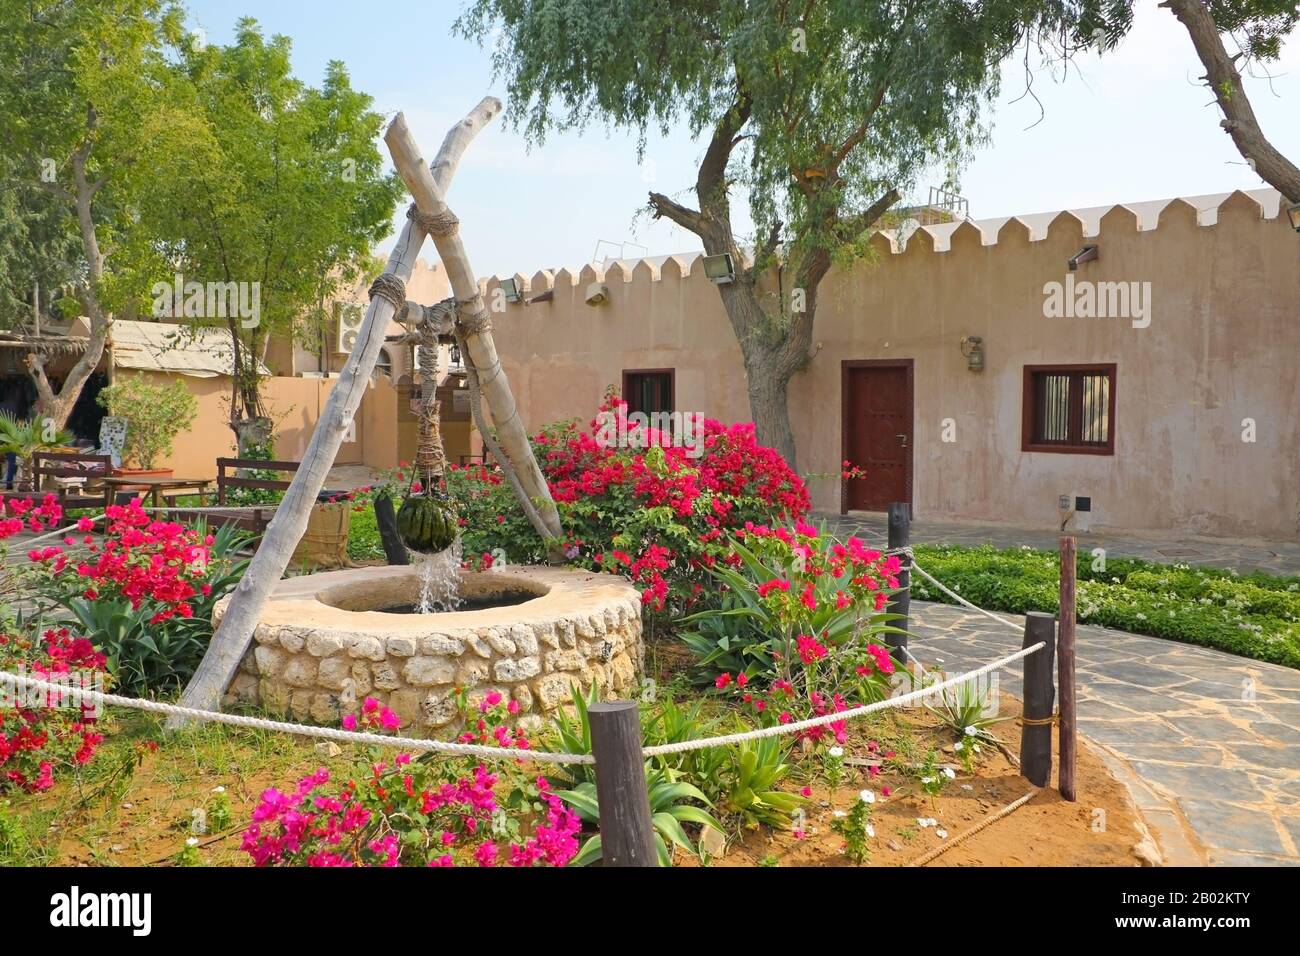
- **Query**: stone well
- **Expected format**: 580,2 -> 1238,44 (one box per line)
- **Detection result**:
220,565 -> 644,733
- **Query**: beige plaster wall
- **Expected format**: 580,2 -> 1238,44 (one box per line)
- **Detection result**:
479,191 -> 1299,540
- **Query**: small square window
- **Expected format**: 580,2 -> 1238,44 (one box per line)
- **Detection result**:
1022,364 -> 1115,455
622,369 -> 674,416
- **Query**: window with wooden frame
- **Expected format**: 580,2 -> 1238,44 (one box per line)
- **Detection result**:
1022,364 -> 1115,455
622,368 -> 674,416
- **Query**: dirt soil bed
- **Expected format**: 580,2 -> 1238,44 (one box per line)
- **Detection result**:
692,694 -> 1149,868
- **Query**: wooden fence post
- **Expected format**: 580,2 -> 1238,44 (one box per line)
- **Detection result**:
1019,611 -> 1057,787
886,502 -> 911,659
1058,536 -> 1078,801
588,700 -> 657,867
372,492 -> 409,566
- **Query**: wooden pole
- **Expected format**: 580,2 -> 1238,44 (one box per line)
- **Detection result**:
373,492 -> 408,566
1018,611 -> 1056,787
170,99 -> 502,723
886,502 -> 911,659
1058,535 -> 1078,801
385,115 -> 563,543
588,700 -> 657,867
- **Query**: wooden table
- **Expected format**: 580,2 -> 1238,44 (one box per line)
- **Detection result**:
100,475 -> 214,510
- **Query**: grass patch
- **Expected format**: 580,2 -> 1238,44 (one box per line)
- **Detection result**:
347,505 -> 384,562
910,544 -> 1300,669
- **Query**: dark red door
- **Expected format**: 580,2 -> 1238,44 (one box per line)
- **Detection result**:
844,362 -> 912,511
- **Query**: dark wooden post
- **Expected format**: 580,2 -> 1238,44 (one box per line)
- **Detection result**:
1019,611 -> 1057,787
373,492 -> 409,566
1058,536 -> 1078,801
886,502 -> 911,659
588,700 -> 657,866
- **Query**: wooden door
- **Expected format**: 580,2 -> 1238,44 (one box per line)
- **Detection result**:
842,361 -> 912,512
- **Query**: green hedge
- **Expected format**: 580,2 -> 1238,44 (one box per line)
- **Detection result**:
909,545 -> 1300,670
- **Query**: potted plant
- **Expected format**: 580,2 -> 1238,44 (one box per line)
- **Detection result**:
96,374 -> 198,477
0,412 -> 75,490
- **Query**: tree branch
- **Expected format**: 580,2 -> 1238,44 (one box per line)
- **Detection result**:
647,191 -> 704,234
1163,0 -> 1300,202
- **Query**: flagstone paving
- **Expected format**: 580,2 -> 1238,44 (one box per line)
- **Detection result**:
908,600 -> 1300,866
819,511 -> 1300,576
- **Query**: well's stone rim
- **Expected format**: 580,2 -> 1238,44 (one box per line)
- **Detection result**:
216,564 -> 639,636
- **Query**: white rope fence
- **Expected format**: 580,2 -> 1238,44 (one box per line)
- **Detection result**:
0,669 -> 594,766
641,641 -> 1043,757
1,531 -> 1045,764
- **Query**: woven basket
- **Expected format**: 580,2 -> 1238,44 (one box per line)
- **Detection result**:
291,501 -> 352,570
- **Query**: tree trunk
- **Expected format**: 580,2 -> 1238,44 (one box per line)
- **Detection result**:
234,416 -> 273,458
28,124 -> 112,431
744,353 -> 799,468
1164,0 -> 1300,202
171,98 -> 505,723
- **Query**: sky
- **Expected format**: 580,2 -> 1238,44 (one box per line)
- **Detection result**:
185,0 -> 1300,278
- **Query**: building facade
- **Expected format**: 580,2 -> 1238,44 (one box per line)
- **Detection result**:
476,189 -> 1298,540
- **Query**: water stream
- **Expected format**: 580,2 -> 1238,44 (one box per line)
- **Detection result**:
413,537 -> 464,613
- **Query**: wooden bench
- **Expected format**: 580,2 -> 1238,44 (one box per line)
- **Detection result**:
196,457 -> 302,534
30,451 -> 114,512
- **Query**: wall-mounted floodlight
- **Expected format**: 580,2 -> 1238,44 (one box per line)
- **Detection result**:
702,253 -> 736,284
1287,202 -> 1300,232
1067,244 -> 1098,271
499,277 -> 523,303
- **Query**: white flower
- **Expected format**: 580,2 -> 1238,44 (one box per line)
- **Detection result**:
865,824 -> 875,838
858,789 -> 875,804
973,745 -> 981,754
942,767 -> 956,779
921,775 -> 935,785
833,810 -> 847,818
936,828 -> 948,839
186,837 -> 199,847
212,786 -> 225,794
954,741 -> 964,751
964,726 -> 977,736
917,817 -> 937,828
828,746 -> 844,758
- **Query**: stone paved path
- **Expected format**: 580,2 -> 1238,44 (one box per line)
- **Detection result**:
908,600 -> 1300,866
819,511 -> 1300,576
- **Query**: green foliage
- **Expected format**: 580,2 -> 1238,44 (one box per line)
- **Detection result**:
31,521 -> 252,696
555,769 -> 724,867
678,533 -> 904,686
0,413 -> 75,488
129,19 -> 403,421
97,374 -> 197,470
927,677 -> 1009,742
718,736 -> 805,829
910,545 -> 1300,669
347,504 -> 384,562
0,0 -> 185,316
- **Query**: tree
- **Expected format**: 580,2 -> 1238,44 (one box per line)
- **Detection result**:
0,0 -> 183,429
0,153 -> 81,331
1159,1 -> 1300,202
131,20 -> 402,450
457,0 -> 1087,469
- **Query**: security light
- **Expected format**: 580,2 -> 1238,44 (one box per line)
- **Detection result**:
1288,202 -> 1300,232
499,277 -> 523,303
702,253 -> 736,284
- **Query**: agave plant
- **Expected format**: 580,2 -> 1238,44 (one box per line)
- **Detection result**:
718,735 -> 807,830
0,411 -> 74,489
553,768 -> 724,867
927,676 -> 1010,742
545,684 -> 725,865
